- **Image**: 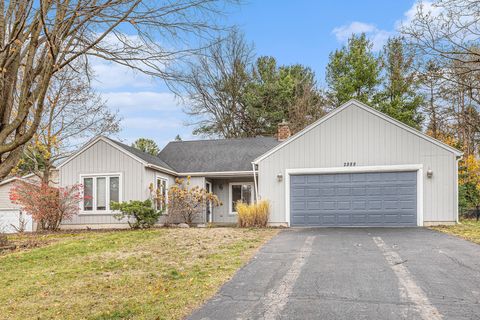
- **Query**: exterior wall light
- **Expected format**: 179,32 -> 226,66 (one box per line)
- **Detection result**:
277,173 -> 283,182
427,169 -> 433,178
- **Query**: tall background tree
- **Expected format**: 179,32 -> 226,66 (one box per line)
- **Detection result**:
132,138 -> 160,156
378,37 -> 424,129
181,29 -> 254,138
326,33 -> 381,106
0,0 -> 237,179
15,64 -> 119,183
401,0 -> 480,213
182,30 -> 325,138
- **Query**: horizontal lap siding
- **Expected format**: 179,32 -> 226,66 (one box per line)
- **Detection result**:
258,106 -> 457,224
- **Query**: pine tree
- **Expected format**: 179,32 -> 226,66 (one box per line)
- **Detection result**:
326,33 -> 381,106
378,37 -> 424,129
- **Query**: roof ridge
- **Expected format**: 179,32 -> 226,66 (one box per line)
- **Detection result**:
167,136 -> 276,144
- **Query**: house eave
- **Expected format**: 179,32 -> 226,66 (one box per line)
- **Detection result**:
178,170 -> 254,178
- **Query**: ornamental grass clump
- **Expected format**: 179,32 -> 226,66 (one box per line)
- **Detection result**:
237,200 -> 270,227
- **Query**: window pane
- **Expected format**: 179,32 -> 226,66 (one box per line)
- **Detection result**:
232,185 -> 242,212
242,185 -> 252,204
96,177 -> 106,210
84,178 -> 93,211
110,177 -> 119,203
161,180 -> 167,209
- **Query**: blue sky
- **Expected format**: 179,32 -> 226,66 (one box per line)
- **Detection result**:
92,0 -> 423,147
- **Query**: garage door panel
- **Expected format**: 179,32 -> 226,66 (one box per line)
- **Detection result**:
290,171 -> 417,227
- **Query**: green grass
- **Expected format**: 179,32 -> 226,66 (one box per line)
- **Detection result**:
0,228 -> 277,320
430,219 -> 480,245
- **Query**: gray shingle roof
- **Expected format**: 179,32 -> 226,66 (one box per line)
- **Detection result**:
158,137 -> 281,173
106,138 -> 176,172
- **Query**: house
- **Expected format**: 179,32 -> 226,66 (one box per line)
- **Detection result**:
0,174 -> 45,233
57,99 -> 463,229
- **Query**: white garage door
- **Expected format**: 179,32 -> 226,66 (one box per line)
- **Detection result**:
0,210 -> 33,233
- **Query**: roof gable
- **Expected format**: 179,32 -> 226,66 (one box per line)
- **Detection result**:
254,99 -> 463,163
57,136 -> 176,174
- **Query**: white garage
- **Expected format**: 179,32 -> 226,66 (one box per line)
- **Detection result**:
0,176 -> 34,233
254,100 -> 463,227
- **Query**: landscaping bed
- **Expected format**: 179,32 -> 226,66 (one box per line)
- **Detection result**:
0,228 -> 278,320
430,219 -> 480,245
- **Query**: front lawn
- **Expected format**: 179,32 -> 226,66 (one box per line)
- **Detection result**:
0,228 -> 277,320
430,219 -> 480,245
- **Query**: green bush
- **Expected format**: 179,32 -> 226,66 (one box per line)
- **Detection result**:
111,199 -> 162,229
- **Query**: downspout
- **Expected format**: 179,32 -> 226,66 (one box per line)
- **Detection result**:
252,162 -> 259,203
455,155 -> 463,224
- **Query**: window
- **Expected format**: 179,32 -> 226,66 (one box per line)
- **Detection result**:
229,183 -> 253,214
81,174 -> 121,212
156,177 -> 168,211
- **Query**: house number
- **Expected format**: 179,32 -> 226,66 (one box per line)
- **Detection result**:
344,162 -> 356,167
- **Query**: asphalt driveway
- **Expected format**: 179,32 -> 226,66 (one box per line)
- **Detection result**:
188,228 -> 480,320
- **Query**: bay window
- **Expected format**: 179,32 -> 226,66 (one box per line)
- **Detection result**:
82,174 -> 121,212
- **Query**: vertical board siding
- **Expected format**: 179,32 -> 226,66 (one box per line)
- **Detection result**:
61,140 -> 155,225
258,106 -> 457,224
211,177 -> 254,224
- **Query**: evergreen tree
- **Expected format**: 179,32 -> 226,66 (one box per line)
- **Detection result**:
378,37 -> 424,128
326,33 -> 381,106
132,138 -> 160,156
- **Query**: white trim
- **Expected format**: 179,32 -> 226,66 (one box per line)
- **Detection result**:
145,164 -> 178,176
228,182 -> 254,215
154,174 -> 169,212
284,164 -> 424,227
454,156 -> 462,223
0,173 -> 36,186
252,162 -> 259,202
254,100 -> 463,164
79,172 -> 123,214
206,181 -> 213,223
178,170 -> 254,177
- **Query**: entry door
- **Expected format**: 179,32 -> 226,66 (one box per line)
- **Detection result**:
290,171 -> 417,227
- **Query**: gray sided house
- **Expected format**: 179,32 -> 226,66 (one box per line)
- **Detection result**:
58,100 -> 462,228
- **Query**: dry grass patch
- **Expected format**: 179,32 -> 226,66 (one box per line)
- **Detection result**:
0,228 -> 278,320
430,219 -> 480,245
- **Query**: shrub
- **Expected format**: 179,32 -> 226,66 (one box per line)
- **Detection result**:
9,181 -> 82,231
168,177 -> 221,225
237,200 -> 270,227
111,199 -> 162,229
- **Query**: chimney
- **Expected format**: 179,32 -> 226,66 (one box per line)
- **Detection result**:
277,120 -> 291,142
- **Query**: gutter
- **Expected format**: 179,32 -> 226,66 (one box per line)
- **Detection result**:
455,154 -> 463,224
145,164 -> 178,176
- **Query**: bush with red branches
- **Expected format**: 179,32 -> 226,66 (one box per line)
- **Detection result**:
10,181 -> 82,231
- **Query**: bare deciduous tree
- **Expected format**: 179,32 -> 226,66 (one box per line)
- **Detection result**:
181,29 -> 254,138
402,0 -> 480,104
16,64 -> 119,184
0,0 -> 235,179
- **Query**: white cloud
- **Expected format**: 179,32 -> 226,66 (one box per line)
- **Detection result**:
332,21 -> 393,51
396,1 -> 438,28
90,58 -> 157,91
102,91 -> 181,112
122,117 -> 182,130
